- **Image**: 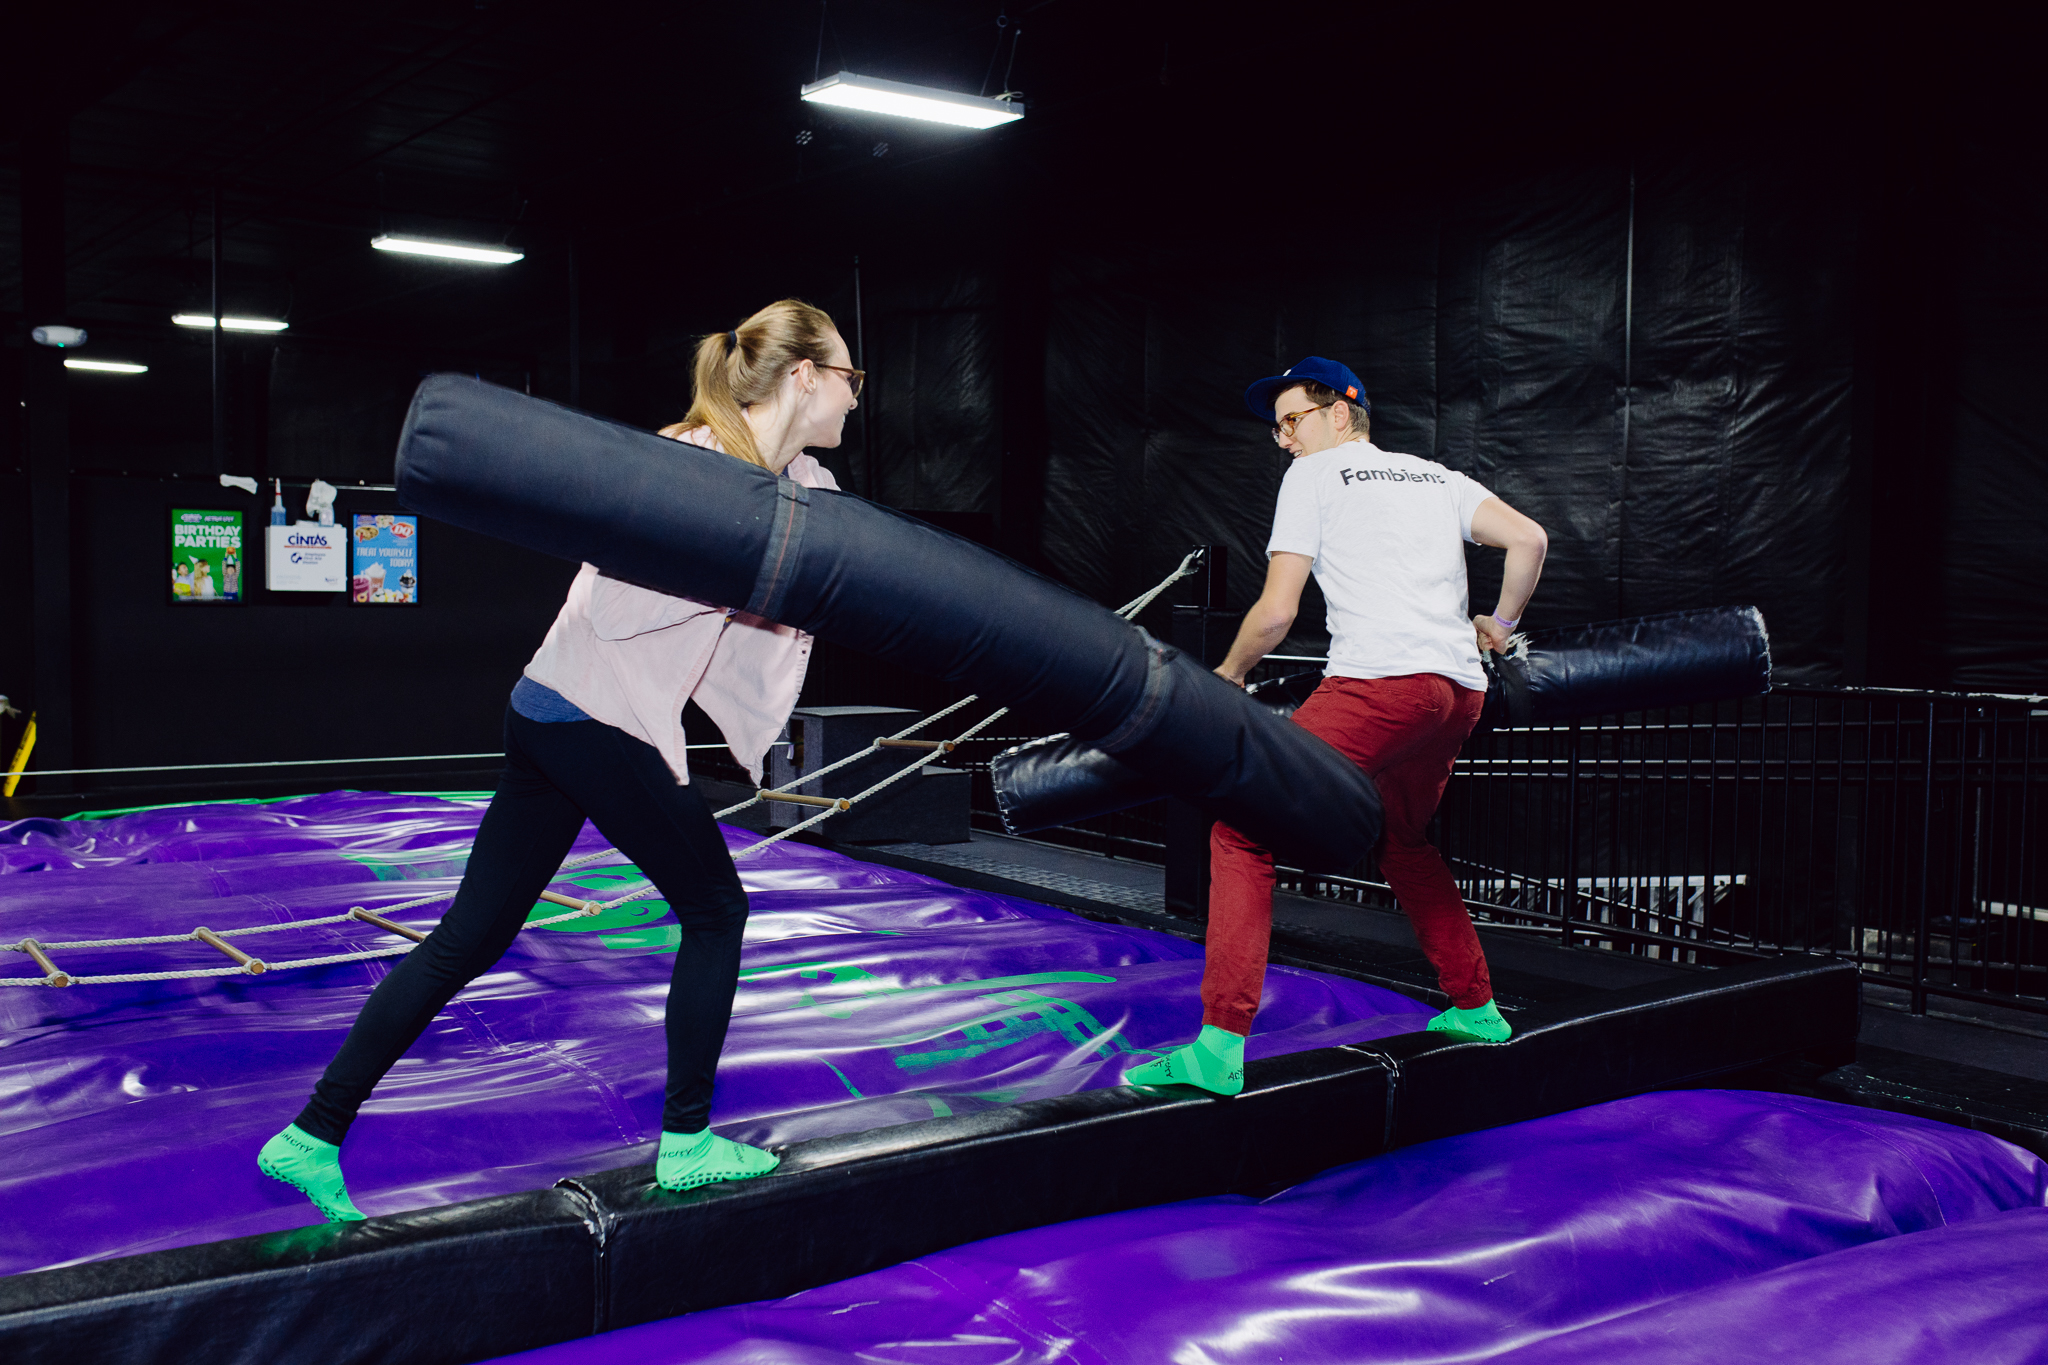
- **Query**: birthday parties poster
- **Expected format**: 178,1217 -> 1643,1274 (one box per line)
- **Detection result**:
352,514 -> 419,604
169,509 -> 244,605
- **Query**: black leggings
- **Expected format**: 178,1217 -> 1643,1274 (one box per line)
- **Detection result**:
295,706 -> 750,1144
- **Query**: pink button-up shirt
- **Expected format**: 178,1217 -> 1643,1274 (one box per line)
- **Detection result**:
521,429 -> 839,785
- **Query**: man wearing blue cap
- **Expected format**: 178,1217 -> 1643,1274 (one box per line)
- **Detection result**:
1128,357 -> 1548,1095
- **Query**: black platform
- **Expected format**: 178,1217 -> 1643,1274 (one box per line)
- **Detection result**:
0,916 -> 1858,1365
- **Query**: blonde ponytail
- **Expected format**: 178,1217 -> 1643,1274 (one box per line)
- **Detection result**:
660,299 -> 840,469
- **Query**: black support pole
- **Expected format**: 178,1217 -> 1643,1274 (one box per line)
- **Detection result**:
21,116 -> 74,793
1163,545 -> 1240,919
568,240 -> 581,408
854,254 -> 872,499
212,182 -> 225,475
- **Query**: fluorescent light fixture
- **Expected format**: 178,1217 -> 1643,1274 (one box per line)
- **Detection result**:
173,314 -> 289,332
371,235 -> 524,265
800,72 -> 1023,129
64,358 -> 149,374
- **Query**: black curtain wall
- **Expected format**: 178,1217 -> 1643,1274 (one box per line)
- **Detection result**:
1024,156 -> 1855,682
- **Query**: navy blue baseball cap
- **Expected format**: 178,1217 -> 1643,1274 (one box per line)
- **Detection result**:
1243,356 -> 1370,423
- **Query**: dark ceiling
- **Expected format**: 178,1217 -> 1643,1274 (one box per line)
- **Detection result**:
2,3 -> 1090,356
3,1 -> 1870,363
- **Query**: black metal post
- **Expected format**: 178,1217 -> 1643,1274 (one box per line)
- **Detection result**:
212,182 -> 225,474
1912,700 -> 1936,1014
1163,545 -> 1240,919
1561,718 -> 1582,948
21,115 -> 73,798
854,255 -> 872,499
568,239 -> 581,408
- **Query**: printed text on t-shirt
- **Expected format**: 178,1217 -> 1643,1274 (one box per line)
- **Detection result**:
1339,467 -> 1446,486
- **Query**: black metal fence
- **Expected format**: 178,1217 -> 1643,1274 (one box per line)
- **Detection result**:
1437,686 -> 2048,1016
969,684 -> 2048,1019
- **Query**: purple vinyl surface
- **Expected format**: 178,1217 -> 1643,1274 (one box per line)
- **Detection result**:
0,793 -> 1428,1276
494,1090 -> 2048,1365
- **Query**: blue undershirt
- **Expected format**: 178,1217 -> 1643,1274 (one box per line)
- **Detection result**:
509,675 -> 592,723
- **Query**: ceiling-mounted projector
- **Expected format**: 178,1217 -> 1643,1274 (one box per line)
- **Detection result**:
31,325 -> 87,348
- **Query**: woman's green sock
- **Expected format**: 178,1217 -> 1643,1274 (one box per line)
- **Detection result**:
656,1129 -> 780,1192
1124,1024 -> 1246,1096
257,1124 -> 366,1223
1426,999 -> 1512,1042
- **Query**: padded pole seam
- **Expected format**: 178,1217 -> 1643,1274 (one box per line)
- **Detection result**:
743,477 -> 809,621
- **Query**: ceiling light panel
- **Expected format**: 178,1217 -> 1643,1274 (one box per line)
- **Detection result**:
64,358 -> 149,374
800,72 -> 1023,130
173,314 -> 289,332
371,235 -> 525,265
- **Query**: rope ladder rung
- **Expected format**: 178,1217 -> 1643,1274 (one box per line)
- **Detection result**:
192,927 -> 266,975
757,790 -> 852,810
17,939 -> 69,988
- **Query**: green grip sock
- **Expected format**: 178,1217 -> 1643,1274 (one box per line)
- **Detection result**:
257,1124 -> 366,1223
1124,1024 -> 1246,1096
656,1129 -> 781,1192
1425,999 -> 1512,1042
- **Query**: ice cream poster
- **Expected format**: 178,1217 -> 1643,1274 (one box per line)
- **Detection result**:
352,514 -> 419,604
170,508 -> 244,605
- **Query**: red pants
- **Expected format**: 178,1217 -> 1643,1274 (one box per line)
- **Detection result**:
1203,673 -> 1492,1033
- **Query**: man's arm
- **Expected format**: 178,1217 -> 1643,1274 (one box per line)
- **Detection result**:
1469,496 -> 1548,653
1215,552 -> 1313,686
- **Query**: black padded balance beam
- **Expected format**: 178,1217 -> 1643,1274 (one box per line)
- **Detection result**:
569,1046 -> 1390,1332
0,956 -> 1859,1365
1352,953 -> 1861,1149
0,1188 -> 598,1365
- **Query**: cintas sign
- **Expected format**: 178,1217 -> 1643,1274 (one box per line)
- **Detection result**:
266,523 -> 349,592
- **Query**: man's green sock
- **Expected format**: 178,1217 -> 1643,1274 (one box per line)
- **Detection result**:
1124,1024 -> 1246,1096
1426,999 -> 1512,1042
257,1124 -> 366,1223
656,1129 -> 780,1192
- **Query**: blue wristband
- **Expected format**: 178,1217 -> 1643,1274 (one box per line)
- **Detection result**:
1492,613 -> 1519,630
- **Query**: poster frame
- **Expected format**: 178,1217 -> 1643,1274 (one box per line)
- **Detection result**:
350,512 -> 421,606
167,507 -> 247,607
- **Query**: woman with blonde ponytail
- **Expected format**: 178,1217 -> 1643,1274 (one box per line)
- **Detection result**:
259,300 -> 862,1222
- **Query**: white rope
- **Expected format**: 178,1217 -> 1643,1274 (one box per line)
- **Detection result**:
711,693 -> 982,820
730,705 -> 1012,860
1113,548 -> 1201,619
715,554 -> 1194,827
0,890 -> 651,987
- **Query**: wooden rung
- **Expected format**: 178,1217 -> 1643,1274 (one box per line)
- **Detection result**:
19,940 -> 69,988
876,738 -> 955,752
537,889 -> 603,915
349,907 -> 429,943
193,926 -> 266,974
757,789 -> 852,810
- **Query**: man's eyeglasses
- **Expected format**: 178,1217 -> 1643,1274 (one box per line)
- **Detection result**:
1271,401 -> 1332,442
812,362 -> 865,400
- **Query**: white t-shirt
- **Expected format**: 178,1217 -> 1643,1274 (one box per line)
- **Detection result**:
1266,439 -> 1493,691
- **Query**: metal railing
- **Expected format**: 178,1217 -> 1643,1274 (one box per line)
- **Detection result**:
969,683 -> 2048,1019
1437,686 -> 2048,1015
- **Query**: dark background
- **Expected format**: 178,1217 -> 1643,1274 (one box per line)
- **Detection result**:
3,2 -> 2043,788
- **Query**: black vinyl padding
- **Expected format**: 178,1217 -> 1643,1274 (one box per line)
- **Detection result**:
991,605 -> 1773,839
573,1046 -> 1391,1331
0,956 -> 1859,1365
990,665 -> 1329,838
1352,954 -> 1859,1148
1477,604 -> 1772,734
392,375 -> 1379,869
0,1189 -> 599,1365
